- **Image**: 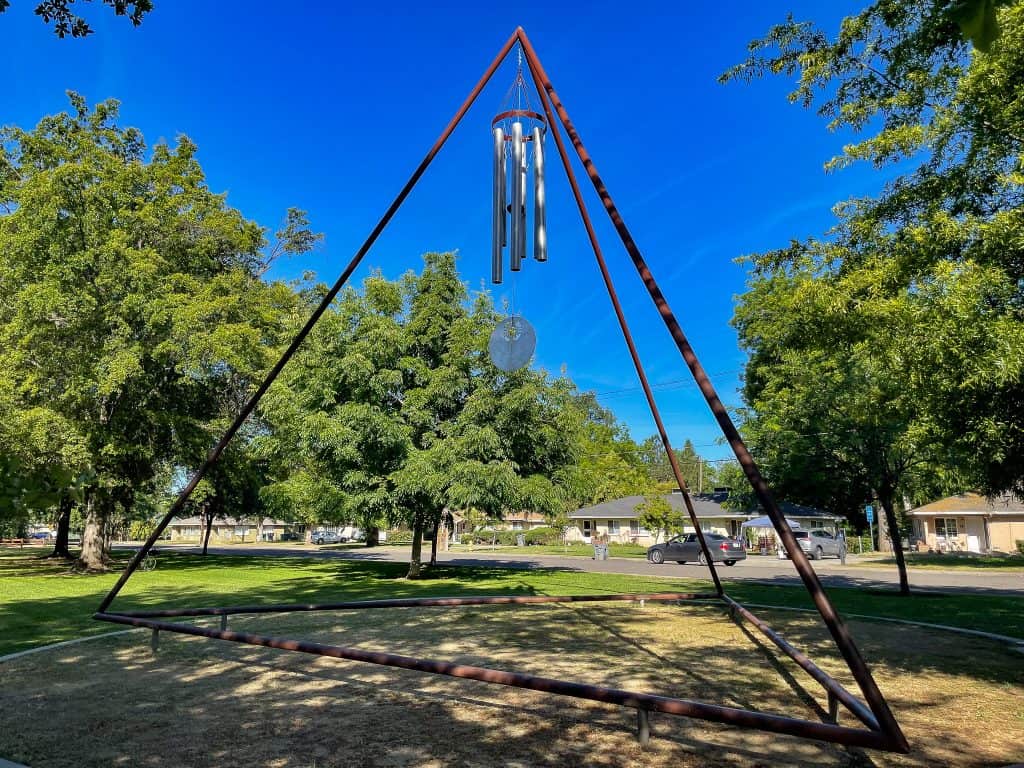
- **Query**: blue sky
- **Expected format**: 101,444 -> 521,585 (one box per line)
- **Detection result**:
2,1 -> 888,463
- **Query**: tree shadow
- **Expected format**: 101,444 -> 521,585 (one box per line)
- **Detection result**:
0,604 -> 887,768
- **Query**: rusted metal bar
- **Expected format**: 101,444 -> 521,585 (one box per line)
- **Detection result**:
96,29 -> 522,615
515,28 -> 908,754
517,36 -> 725,597
108,592 -> 720,620
722,595 -> 877,729
95,612 -> 897,750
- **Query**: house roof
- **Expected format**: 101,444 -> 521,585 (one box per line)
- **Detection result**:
908,493 -> 1024,516
169,517 -> 296,527
568,492 -> 841,521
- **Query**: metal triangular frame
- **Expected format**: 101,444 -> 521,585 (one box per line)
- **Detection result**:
94,28 -> 909,754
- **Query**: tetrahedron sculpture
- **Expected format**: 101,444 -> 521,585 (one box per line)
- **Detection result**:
95,27 -> 909,754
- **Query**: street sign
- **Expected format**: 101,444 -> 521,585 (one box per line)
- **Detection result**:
865,505 -> 874,523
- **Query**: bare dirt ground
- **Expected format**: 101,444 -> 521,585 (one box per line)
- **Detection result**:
1,603 -> 1022,768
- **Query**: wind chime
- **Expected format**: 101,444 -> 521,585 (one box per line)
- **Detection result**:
488,49 -> 546,373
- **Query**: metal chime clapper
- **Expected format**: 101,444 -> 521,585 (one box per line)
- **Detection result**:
489,58 -> 547,372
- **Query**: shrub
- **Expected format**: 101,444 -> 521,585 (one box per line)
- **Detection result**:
385,529 -> 415,545
128,520 -> 156,541
461,529 -> 517,545
524,526 -> 563,545
1016,540 -> 1024,556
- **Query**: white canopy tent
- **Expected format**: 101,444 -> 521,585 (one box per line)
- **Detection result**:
740,515 -> 803,533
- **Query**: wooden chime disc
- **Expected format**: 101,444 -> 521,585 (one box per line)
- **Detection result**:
488,316 -> 536,372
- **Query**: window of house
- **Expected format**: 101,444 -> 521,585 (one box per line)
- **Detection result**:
629,520 -> 640,535
511,521 -> 523,531
607,520 -> 620,535
935,518 -> 958,539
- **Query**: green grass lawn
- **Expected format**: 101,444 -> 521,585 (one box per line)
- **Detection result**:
858,551 -> 1024,571
2,546 -> 1022,657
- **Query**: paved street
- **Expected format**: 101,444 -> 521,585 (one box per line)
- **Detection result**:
147,543 -> 1024,596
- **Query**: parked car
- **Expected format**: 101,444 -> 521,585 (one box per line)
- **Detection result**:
777,529 -> 846,560
647,533 -> 746,566
29,531 -> 53,541
312,531 -> 343,545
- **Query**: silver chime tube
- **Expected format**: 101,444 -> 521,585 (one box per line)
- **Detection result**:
492,126 -> 504,284
500,144 -> 507,248
510,121 -> 524,271
532,126 -> 547,262
520,133 -> 527,261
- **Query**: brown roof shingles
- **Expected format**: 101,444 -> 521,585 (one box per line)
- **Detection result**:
910,493 -> 1024,515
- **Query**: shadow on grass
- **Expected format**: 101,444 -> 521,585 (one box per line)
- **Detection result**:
0,602 -> 889,768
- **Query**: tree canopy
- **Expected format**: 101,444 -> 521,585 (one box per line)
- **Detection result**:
0,0 -> 152,38
723,0 -> 1024,591
0,94 -> 303,567
258,252 -> 639,575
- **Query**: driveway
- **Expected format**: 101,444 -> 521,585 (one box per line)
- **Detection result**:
142,543 -> 1024,596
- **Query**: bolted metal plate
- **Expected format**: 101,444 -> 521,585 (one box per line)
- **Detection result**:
488,316 -> 536,372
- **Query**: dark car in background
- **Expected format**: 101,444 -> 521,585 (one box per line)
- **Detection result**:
647,533 -> 746,566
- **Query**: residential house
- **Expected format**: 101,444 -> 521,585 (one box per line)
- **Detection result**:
167,517 -> 304,543
567,491 -> 843,546
907,493 -> 1024,554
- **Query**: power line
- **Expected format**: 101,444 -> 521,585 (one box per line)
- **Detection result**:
590,369 -> 744,399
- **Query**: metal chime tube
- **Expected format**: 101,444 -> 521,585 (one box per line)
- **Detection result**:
532,126 -> 546,262
500,144 -> 507,247
492,126 -> 505,283
510,121 -> 524,271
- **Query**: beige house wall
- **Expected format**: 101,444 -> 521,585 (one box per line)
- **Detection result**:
915,515 -> 1024,553
169,523 -> 290,542
566,518 -> 732,545
988,517 -> 1024,552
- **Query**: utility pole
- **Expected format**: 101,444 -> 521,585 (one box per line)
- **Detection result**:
698,458 -> 703,494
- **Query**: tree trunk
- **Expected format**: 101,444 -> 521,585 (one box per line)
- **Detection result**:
365,525 -> 379,547
77,492 -> 111,571
202,509 -> 214,556
407,513 -> 424,579
878,488 -> 910,596
429,517 -> 440,567
48,495 -> 74,559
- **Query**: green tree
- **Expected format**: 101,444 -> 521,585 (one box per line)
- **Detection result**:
634,495 -> 683,544
722,1 -> 1024,593
0,95 -> 300,569
262,253 -> 613,578
639,436 -> 709,493
258,273 -> 410,545
715,461 -> 758,513
556,395 -> 650,507
0,1 -> 152,38
0,379 -> 90,551
392,255 -> 578,576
